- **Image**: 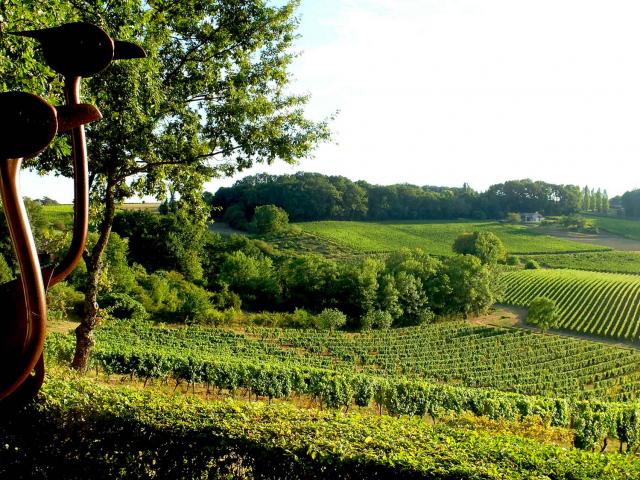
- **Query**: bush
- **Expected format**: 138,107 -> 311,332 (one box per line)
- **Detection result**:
99,293 -> 148,322
452,231 -> 507,265
505,212 -> 521,223
47,282 -> 84,321
314,308 -> 347,331
505,255 -> 521,266
251,204 -> 289,234
526,296 -> 558,333
360,310 -> 394,330
524,259 -> 540,269
223,204 -> 249,230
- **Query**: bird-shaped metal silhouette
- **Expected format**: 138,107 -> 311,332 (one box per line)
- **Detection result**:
0,92 -> 101,407
11,22 -> 146,288
11,22 -> 146,78
0,22 -> 145,408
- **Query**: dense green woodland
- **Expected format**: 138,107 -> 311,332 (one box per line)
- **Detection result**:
211,172 -> 609,225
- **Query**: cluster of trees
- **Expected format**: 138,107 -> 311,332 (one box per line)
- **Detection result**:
580,186 -> 609,214
212,173 -> 604,224
45,208 -> 500,331
621,190 -> 640,218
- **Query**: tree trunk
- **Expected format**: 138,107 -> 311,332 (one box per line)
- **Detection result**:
71,179 -> 117,371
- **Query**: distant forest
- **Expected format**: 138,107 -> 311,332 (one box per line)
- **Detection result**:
210,172 -> 608,224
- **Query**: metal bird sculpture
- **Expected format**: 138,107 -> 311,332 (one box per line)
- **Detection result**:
0,92 -> 101,407
0,22 -> 145,408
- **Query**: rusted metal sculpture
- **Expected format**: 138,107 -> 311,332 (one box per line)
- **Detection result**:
0,22 -> 145,408
0,93 -> 101,406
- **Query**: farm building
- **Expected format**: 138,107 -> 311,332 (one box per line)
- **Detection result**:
520,212 -> 545,223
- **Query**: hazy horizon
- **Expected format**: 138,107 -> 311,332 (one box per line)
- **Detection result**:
21,0 -> 640,201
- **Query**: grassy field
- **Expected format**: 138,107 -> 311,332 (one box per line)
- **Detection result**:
298,220 -> 611,256
523,251 -> 640,274
42,203 -> 160,229
501,269 -> 640,342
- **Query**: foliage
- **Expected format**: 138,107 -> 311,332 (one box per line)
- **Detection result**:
1,0 -> 331,368
0,253 -> 13,283
5,373 -> 640,479
251,204 -> 289,234
98,293 -> 148,322
360,310 -> 393,330
527,297 -> 559,333
452,231 -> 507,264
505,255 -> 521,266
505,212 -> 521,223
113,210 -> 207,281
502,269 -> 640,341
203,237 -> 498,328
313,308 -> 347,331
213,173 -> 590,222
47,282 -> 84,321
44,324 -> 640,456
53,319 -> 640,402
524,259 -> 540,269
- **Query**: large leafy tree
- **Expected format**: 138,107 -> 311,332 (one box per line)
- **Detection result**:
1,0 -> 331,369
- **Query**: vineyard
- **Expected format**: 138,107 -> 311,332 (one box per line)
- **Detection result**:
45,320 -> 640,456
591,215 -> 640,241
522,251 -> 640,274
5,373 -> 640,479
298,220 -> 610,255
501,269 -> 640,341
48,320 -> 640,402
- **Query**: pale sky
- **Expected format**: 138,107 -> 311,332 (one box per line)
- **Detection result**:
22,0 -> 640,202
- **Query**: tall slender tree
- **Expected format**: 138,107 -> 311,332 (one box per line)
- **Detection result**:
582,186 -> 591,211
1,0 -> 331,369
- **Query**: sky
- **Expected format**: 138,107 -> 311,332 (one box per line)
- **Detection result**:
22,0 -> 640,202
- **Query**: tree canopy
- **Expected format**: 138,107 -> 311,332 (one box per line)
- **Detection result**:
1,0 -> 331,369
211,173 -> 599,224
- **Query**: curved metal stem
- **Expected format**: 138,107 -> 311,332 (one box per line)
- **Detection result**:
0,158 -> 47,401
49,76 -> 88,287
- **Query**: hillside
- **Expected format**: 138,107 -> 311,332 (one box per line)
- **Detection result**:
297,220 -> 610,256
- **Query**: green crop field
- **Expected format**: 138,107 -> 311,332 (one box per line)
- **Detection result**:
523,252 -> 640,274
297,220 -> 611,256
42,203 -> 73,227
591,215 -> 640,241
42,202 -> 160,230
501,269 -> 640,341
49,319 -> 640,401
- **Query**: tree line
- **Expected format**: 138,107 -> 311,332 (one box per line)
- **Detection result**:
0,204 -> 497,333
211,173 -> 606,225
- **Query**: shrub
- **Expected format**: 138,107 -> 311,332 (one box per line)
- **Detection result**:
506,255 -> 521,266
314,308 -> 347,331
505,212 -> 521,223
526,297 -> 558,333
251,204 -> 289,234
452,231 -> 507,265
524,259 -> 540,269
360,310 -> 394,330
223,204 -> 249,230
99,293 -> 148,322
48,282 -> 84,321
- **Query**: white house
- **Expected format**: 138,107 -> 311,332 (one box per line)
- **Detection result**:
520,212 -> 545,223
